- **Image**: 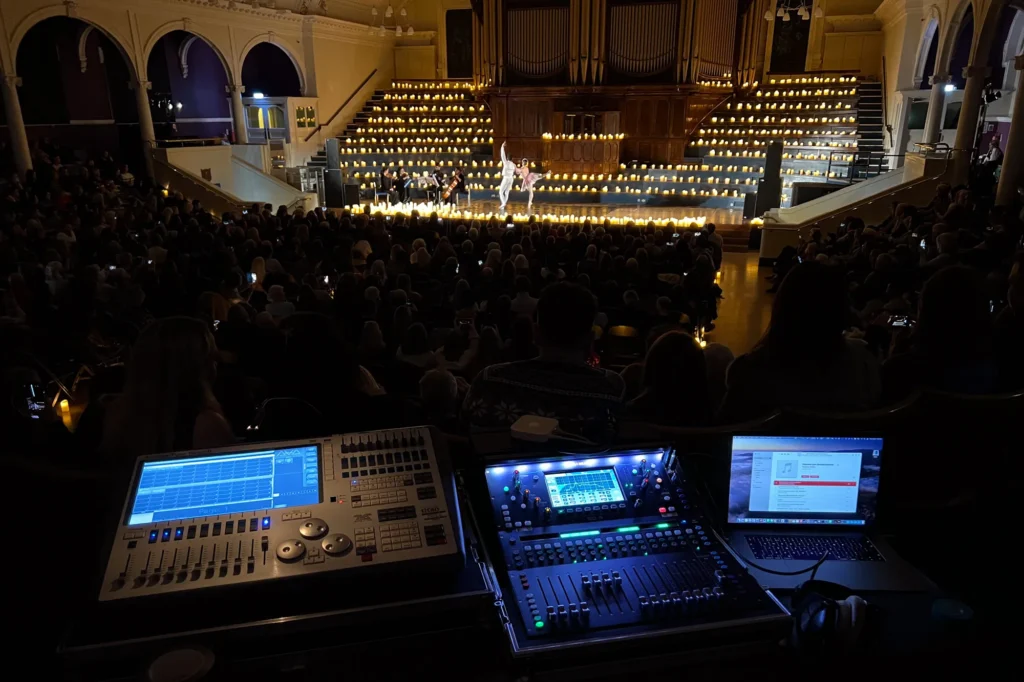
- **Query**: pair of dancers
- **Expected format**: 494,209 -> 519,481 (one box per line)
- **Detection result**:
498,141 -> 547,214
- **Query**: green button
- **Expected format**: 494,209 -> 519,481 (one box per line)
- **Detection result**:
535,621 -> 545,629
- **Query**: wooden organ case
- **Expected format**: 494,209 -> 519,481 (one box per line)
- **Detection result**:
472,0 -> 771,169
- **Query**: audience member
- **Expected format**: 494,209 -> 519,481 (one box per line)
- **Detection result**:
462,283 -> 625,442
100,317 -> 233,462
720,263 -> 881,421
626,331 -> 711,426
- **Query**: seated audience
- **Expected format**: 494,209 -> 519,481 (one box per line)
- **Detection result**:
720,262 -> 881,421
882,266 -> 998,400
101,317 -> 234,462
462,283 -> 625,442
626,331 -> 711,426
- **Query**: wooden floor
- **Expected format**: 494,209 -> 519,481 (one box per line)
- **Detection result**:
706,251 -> 775,356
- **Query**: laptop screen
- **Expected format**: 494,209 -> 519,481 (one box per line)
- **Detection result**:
727,436 -> 883,526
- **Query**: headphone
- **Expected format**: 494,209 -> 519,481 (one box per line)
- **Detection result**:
790,580 -> 875,654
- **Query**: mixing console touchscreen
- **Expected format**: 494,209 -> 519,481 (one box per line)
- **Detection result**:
479,447 -> 788,654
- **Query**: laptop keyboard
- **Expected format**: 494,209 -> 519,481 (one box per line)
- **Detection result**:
746,535 -> 884,562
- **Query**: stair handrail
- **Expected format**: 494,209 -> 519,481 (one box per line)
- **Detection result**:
304,69 -> 378,143
880,56 -> 891,149
779,146 -> 964,229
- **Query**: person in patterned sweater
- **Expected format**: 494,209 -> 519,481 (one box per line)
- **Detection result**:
461,282 -> 625,443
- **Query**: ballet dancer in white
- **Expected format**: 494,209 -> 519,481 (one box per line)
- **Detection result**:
497,141 -> 517,213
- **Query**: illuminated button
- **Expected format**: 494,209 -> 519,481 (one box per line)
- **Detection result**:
174,527 -> 184,541
262,516 -> 271,530
659,507 -> 667,514
161,529 -> 171,542
148,530 -> 159,544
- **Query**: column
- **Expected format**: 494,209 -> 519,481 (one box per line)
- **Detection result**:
951,65 -> 990,184
892,92 -> 912,168
227,84 -> 248,144
996,56 -> 1024,206
1,74 -> 32,177
132,80 -> 156,177
921,73 -> 951,146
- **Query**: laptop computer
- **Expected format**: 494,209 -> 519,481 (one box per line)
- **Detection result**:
723,435 -> 933,592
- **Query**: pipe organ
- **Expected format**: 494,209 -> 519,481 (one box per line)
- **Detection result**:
473,0 -> 765,87
473,0 -> 771,167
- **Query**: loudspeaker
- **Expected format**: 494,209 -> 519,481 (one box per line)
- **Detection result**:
755,141 -> 783,216
344,183 -> 360,206
325,169 -> 345,208
791,182 -> 843,207
325,138 -> 340,169
743,192 -> 757,219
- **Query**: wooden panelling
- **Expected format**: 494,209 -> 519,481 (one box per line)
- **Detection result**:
821,32 -> 882,78
544,139 -> 620,174
484,87 -> 727,167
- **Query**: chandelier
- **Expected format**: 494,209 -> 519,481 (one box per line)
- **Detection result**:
764,2 -> 823,21
370,2 -> 414,37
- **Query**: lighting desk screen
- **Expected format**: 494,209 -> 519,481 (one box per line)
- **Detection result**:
545,468 -> 625,508
127,445 -> 320,525
727,436 -> 883,526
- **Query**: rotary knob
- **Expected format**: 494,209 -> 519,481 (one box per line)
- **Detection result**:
321,533 -> 353,557
298,518 -> 329,540
275,539 -> 306,562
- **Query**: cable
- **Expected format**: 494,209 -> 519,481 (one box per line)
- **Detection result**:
698,476 -> 831,579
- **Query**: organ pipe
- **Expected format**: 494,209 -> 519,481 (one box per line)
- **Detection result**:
608,2 -> 679,77
585,0 -> 593,83
476,0 -> 747,88
507,8 -> 570,79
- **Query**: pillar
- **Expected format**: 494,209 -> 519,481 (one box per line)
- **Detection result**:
996,56 -> 1024,206
1,74 -> 32,177
921,73 -> 951,146
132,80 -> 156,177
951,65 -> 991,184
228,84 -> 249,144
892,92 -> 912,168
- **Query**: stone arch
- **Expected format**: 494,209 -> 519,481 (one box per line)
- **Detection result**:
934,0 -> 975,76
10,5 -> 139,81
914,8 -> 942,86
238,33 -> 307,96
77,25 -> 95,73
142,20 -> 236,85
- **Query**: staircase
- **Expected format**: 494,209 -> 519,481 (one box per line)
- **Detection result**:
307,81 -> 492,194
852,80 -> 888,180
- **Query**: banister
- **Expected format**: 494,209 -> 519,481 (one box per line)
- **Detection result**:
303,69 -> 378,143
772,147 -> 967,230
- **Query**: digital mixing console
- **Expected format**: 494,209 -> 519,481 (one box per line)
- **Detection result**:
478,447 -> 789,654
99,427 -> 462,601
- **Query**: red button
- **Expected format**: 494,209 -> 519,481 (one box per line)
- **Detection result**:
361,553 -> 373,562
658,507 -> 667,514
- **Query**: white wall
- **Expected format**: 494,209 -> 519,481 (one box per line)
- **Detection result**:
160,145 -> 314,210
231,156 -> 317,211
163,146 -> 234,190
232,144 -> 270,173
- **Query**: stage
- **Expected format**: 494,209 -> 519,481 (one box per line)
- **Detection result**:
343,198 -> 749,230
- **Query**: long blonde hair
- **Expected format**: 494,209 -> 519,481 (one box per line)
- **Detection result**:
103,317 -> 221,458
